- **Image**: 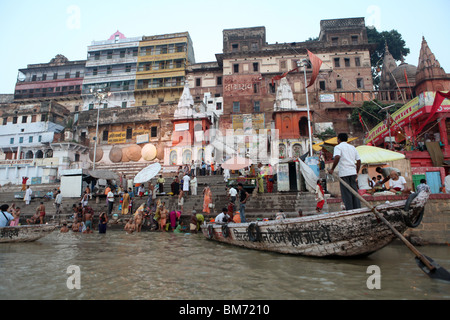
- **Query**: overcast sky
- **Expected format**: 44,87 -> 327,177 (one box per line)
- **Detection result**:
1,0 -> 449,93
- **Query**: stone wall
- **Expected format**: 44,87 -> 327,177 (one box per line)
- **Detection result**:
327,193 -> 450,245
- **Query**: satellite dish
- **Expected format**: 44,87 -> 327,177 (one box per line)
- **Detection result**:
17,71 -> 26,82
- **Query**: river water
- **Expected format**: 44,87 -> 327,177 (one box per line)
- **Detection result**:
0,230 -> 449,300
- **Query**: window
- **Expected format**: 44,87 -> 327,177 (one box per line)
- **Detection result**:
344,58 -> 350,67
216,102 -> 222,110
195,78 -> 201,87
89,104 -> 94,110
13,117 -> 17,124
233,101 -> 240,113
126,128 -> 133,140
31,75 -> 37,81
254,101 -> 260,112
357,78 -> 364,89
120,50 -> 125,58
217,76 -> 222,86
75,71 -> 80,78
103,103 -> 108,109
38,136 -> 42,142
253,83 -> 259,94
269,83 -> 276,93
75,153 -> 80,162
42,74 -> 47,81
355,57 -> 361,67
319,81 -> 326,91
125,65 -> 131,73
10,138 -> 14,144
53,73 -> 58,80
41,114 -> 47,121
151,126 -> 158,138
93,68 -> 98,76
251,42 -> 259,51
29,136 -> 33,143
107,66 -> 112,75
2,118 -> 7,125
332,37 -> 339,45
107,51 -> 113,59
232,44 -> 239,52
233,64 -> 239,73
122,101 -> 127,108
19,137 -> 23,144
65,72 -> 70,79
102,130 -> 109,141
253,62 -> 259,72
22,116 -> 27,123
133,49 -> 138,57
280,60 -> 287,70
334,58 -> 340,68
351,36 -> 358,45
336,80 -> 342,89
142,100 -> 147,106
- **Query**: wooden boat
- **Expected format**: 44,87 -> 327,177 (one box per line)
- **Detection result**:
201,191 -> 429,258
0,224 -> 57,243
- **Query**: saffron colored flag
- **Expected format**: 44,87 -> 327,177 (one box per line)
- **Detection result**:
271,67 -> 299,86
415,91 -> 450,134
340,97 -> 352,105
306,50 -> 323,88
359,113 -> 365,127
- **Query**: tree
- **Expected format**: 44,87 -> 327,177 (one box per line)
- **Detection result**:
351,100 -> 403,131
367,28 -> 410,89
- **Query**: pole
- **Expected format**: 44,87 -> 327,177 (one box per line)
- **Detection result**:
302,60 -> 313,157
93,104 -> 100,170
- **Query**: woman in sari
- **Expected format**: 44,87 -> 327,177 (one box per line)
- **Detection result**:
169,210 -> 177,231
257,173 -> 264,193
121,190 -> 130,215
202,184 -> 212,214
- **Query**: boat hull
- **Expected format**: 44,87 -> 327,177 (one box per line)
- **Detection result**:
201,193 -> 428,258
0,224 -> 57,243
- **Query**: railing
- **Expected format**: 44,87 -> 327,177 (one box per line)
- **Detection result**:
316,89 -> 416,105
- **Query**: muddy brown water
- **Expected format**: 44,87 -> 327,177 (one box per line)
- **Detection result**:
0,230 -> 449,300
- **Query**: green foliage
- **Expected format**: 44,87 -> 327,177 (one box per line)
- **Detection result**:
317,127 -> 336,141
351,100 -> 403,130
367,27 -> 410,89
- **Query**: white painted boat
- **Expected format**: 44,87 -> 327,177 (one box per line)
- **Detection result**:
0,224 -> 57,243
201,192 -> 429,258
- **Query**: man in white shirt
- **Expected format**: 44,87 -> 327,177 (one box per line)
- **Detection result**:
228,186 -> 237,204
107,190 -> 115,215
182,174 -> 190,194
54,190 -> 63,216
215,208 -> 230,224
328,133 -> 361,211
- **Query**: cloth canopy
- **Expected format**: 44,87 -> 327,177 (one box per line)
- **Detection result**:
355,146 -> 405,164
221,156 -> 252,170
134,163 -> 162,184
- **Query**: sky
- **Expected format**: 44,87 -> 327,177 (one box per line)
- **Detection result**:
1,0 -> 449,94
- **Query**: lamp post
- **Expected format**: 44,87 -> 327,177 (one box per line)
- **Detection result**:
380,104 -> 397,150
90,88 -> 110,170
297,59 -> 314,157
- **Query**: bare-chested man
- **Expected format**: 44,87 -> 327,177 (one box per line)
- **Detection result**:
84,208 -> 93,230
134,209 -> 144,232
60,222 -> 69,233
124,218 -> 136,234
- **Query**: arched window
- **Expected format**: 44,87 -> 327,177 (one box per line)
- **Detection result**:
25,151 -> 34,159
35,150 -> 44,158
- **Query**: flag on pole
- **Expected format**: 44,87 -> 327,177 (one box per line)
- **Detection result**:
271,67 -> 299,86
340,97 -> 352,105
306,50 -> 323,88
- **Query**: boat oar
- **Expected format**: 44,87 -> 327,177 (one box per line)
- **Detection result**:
332,173 -> 450,282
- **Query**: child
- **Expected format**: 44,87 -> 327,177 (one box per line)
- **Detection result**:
315,180 -> 325,213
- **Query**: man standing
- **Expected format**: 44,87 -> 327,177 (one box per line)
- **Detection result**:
182,173 -> 190,195
107,188 -> 115,215
54,190 -> 63,218
237,183 -> 250,223
24,185 -> 33,205
190,175 -> 198,196
21,176 -> 29,191
327,133 -> 361,211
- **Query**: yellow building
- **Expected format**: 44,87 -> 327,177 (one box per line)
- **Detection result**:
135,32 -> 195,106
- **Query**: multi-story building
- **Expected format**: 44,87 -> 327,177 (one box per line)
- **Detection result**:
208,18 -> 375,160
81,31 -> 142,111
13,54 -> 86,113
134,32 -> 195,107
0,101 -> 89,185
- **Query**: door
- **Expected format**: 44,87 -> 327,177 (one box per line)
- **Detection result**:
288,162 -> 298,191
425,172 -> 442,194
